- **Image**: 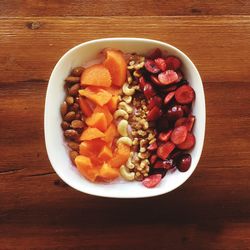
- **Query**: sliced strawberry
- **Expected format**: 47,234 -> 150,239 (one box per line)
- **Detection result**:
164,91 -> 175,105
147,142 -> 158,151
139,76 -> 147,90
148,96 -> 162,110
154,159 -> 175,170
175,71 -> 183,83
145,59 -> 160,74
147,48 -> 162,60
154,58 -> 167,71
170,126 -> 188,145
177,133 -> 195,150
142,174 -> 162,188
165,56 -> 182,70
147,106 -> 162,121
150,75 -> 163,86
150,154 -> 158,165
175,116 -> 195,132
157,142 -> 175,160
158,70 -> 179,85
158,130 -> 172,142
175,85 -> 195,104
143,83 -> 156,99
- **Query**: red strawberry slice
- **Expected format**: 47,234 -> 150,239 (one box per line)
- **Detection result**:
147,142 -> 158,151
170,126 -> 188,145
175,71 -> 183,83
158,70 -> 179,85
147,48 -> 162,60
158,130 -> 172,142
139,76 -> 147,90
175,116 -> 195,132
157,142 -> 175,160
175,85 -> 195,104
143,83 -> 156,99
177,133 -> 196,150
148,96 -> 162,110
154,58 -> 167,71
150,154 -> 158,164
142,174 -> 162,188
164,91 -> 175,105
165,56 -> 182,70
145,59 -> 160,74
147,106 -> 162,121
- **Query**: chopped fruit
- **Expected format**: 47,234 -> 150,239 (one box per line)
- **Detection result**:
181,105 -> 191,116
177,133 -> 196,150
150,154 -> 158,164
147,106 -> 162,121
150,75 -> 162,85
148,96 -> 162,110
175,85 -> 195,104
158,130 -> 172,142
147,48 -> 162,59
164,91 -> 175,105
170,126 -> 188,145
75,155 -> 99,182
103,123 -> 118,143
175,153 -> 192,172
158,70 -> 179,85
157,142 -> 175,160
176,71 -> 183,83
104,86 -> 122,95
109,143 -> 130,168
149,168 -> 167,178
86,112 -> 108,132
78,97 -> 93,117
165,56 -> 182,70
142,174 -> 162,188
79,87 -> 112,106
175,116 -> 195,132
80,127 -> 105,141
167,105 -> 184,121
154,159 -> 174,170
145,59 -> 160,74
143,83 -> 156,99
79,139 -> 106,158
139,76 -> 147,90
94,105 -> 113,125
154,58 -> 167,71
81,64 -> 112,87
98,145 -> 113,161
107,95 -> 119,113
147,142 -> 158,151
99,163 -> 119,181
103,50 -> 127,87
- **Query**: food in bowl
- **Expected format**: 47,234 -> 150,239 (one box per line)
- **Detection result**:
60,48 -> 196,188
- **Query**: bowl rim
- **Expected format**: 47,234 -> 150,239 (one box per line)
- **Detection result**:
44,37 -> 206,198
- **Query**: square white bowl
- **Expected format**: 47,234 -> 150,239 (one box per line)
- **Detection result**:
44,38 -> 206,198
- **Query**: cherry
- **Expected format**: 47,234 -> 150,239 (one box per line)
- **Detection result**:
175,153 -> 192,172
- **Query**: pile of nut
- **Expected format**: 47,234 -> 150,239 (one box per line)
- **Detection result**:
114,54 -> 156,181
60,67 -> 85,163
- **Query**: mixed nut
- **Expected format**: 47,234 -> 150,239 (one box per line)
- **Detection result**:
60,48 -> 196,188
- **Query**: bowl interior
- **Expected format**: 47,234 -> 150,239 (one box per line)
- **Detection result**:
45,38 -> 205,198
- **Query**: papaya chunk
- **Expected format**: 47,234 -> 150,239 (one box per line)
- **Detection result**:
81,64 -> 112,87
86,112 -> 108,132
98,162 -> 119,181
107,95 -> 119,113
94,105 -> 113,125
80,127 -> 104,141
103,123 -> 118,143
78,97 -> 93,117
98,145 -> 113,161
109,143 -> 130,168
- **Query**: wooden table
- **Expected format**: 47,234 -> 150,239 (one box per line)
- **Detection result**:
1,1 -> 250,249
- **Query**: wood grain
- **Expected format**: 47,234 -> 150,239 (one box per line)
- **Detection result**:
0,7 -> 250,250
0,0 -> 250,16
0,16 -> 250,84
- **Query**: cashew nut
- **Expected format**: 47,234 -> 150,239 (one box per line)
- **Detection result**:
126,158 -> 135,169
122,83 -> 135,96
116,136 -> 132,146
118,102 -> 133,114
117,119 -> 128,136
123,96 -> 132,104
120,165 -> 135,181
114,109 -> 129,120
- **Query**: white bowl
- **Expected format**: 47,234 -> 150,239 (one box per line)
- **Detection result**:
44,38 -> 206,198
